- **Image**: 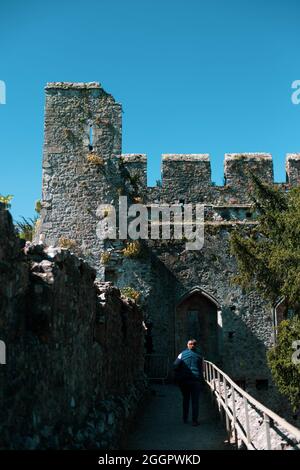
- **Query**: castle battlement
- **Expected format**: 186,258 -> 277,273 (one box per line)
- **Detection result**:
41,82 -> 300,198
121,153 -> 300,203
38,82 -> 300,251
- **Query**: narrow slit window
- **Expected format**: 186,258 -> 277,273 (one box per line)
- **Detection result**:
89,125 -> 94,151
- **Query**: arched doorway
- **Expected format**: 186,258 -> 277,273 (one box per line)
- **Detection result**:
175,287 -> 221,363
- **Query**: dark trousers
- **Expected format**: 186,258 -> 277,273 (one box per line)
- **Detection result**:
179,381 -> 201,422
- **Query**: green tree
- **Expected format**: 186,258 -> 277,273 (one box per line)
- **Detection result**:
230,174 -> 300,410
230,175 -> 300,312
267,318 -> 300,412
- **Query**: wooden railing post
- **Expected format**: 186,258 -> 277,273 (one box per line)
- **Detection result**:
243,396 -> 251,447
264,413 -> 271,450
224,377 -> 230,435
231,386 -> 238,445
212,365 -> 216,391
217,370 -> 222,415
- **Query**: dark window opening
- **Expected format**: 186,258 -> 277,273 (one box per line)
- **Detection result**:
89,125 -> 94,151
256,379 -> 268,390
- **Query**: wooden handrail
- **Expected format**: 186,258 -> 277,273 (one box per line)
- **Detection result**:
203,360 -> 300,449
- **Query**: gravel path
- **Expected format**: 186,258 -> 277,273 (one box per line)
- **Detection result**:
123,384 -> 231,450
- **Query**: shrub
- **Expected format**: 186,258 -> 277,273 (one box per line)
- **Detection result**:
120,286 -> 141,303
35,200 -> 42,214
87,153 -> 104,166
58,237 -> 77,250
100,251 -> 111,264
122,240 -> 141,258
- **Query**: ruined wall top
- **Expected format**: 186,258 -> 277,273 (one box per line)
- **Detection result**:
162,154 -> 210,161
46,82 -> 102,90
123,152 -> 300,204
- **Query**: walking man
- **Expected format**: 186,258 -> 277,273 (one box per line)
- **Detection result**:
173,339 -> 203,426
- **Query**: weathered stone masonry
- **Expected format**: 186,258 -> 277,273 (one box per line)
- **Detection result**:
0,203 -> 146,449
36,82 -> 300,417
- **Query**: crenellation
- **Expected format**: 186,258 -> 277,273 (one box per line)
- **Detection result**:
286,153 -> 300,185
224,153 -> 273,187
121,154 -> 147,188
161,153 -> 211,202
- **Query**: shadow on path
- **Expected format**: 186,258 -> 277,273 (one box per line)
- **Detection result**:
123,384 -> 232,450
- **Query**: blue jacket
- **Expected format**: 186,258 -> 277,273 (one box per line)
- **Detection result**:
173,348 -> 203,383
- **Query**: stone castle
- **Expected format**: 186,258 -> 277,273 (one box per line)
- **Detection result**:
36,81 -> 300,413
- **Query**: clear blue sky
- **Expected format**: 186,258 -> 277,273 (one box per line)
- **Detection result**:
1,0 -> 300,221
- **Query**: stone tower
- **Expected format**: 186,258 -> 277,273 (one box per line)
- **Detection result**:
36,82 -> 123,278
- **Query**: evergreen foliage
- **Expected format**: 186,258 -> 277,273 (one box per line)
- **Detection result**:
230,174 -> 300,410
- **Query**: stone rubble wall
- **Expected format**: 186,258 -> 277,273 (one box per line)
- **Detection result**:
0,204 -> 146,449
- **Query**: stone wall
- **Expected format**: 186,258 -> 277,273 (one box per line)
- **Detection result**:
0,204 -> 146,449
